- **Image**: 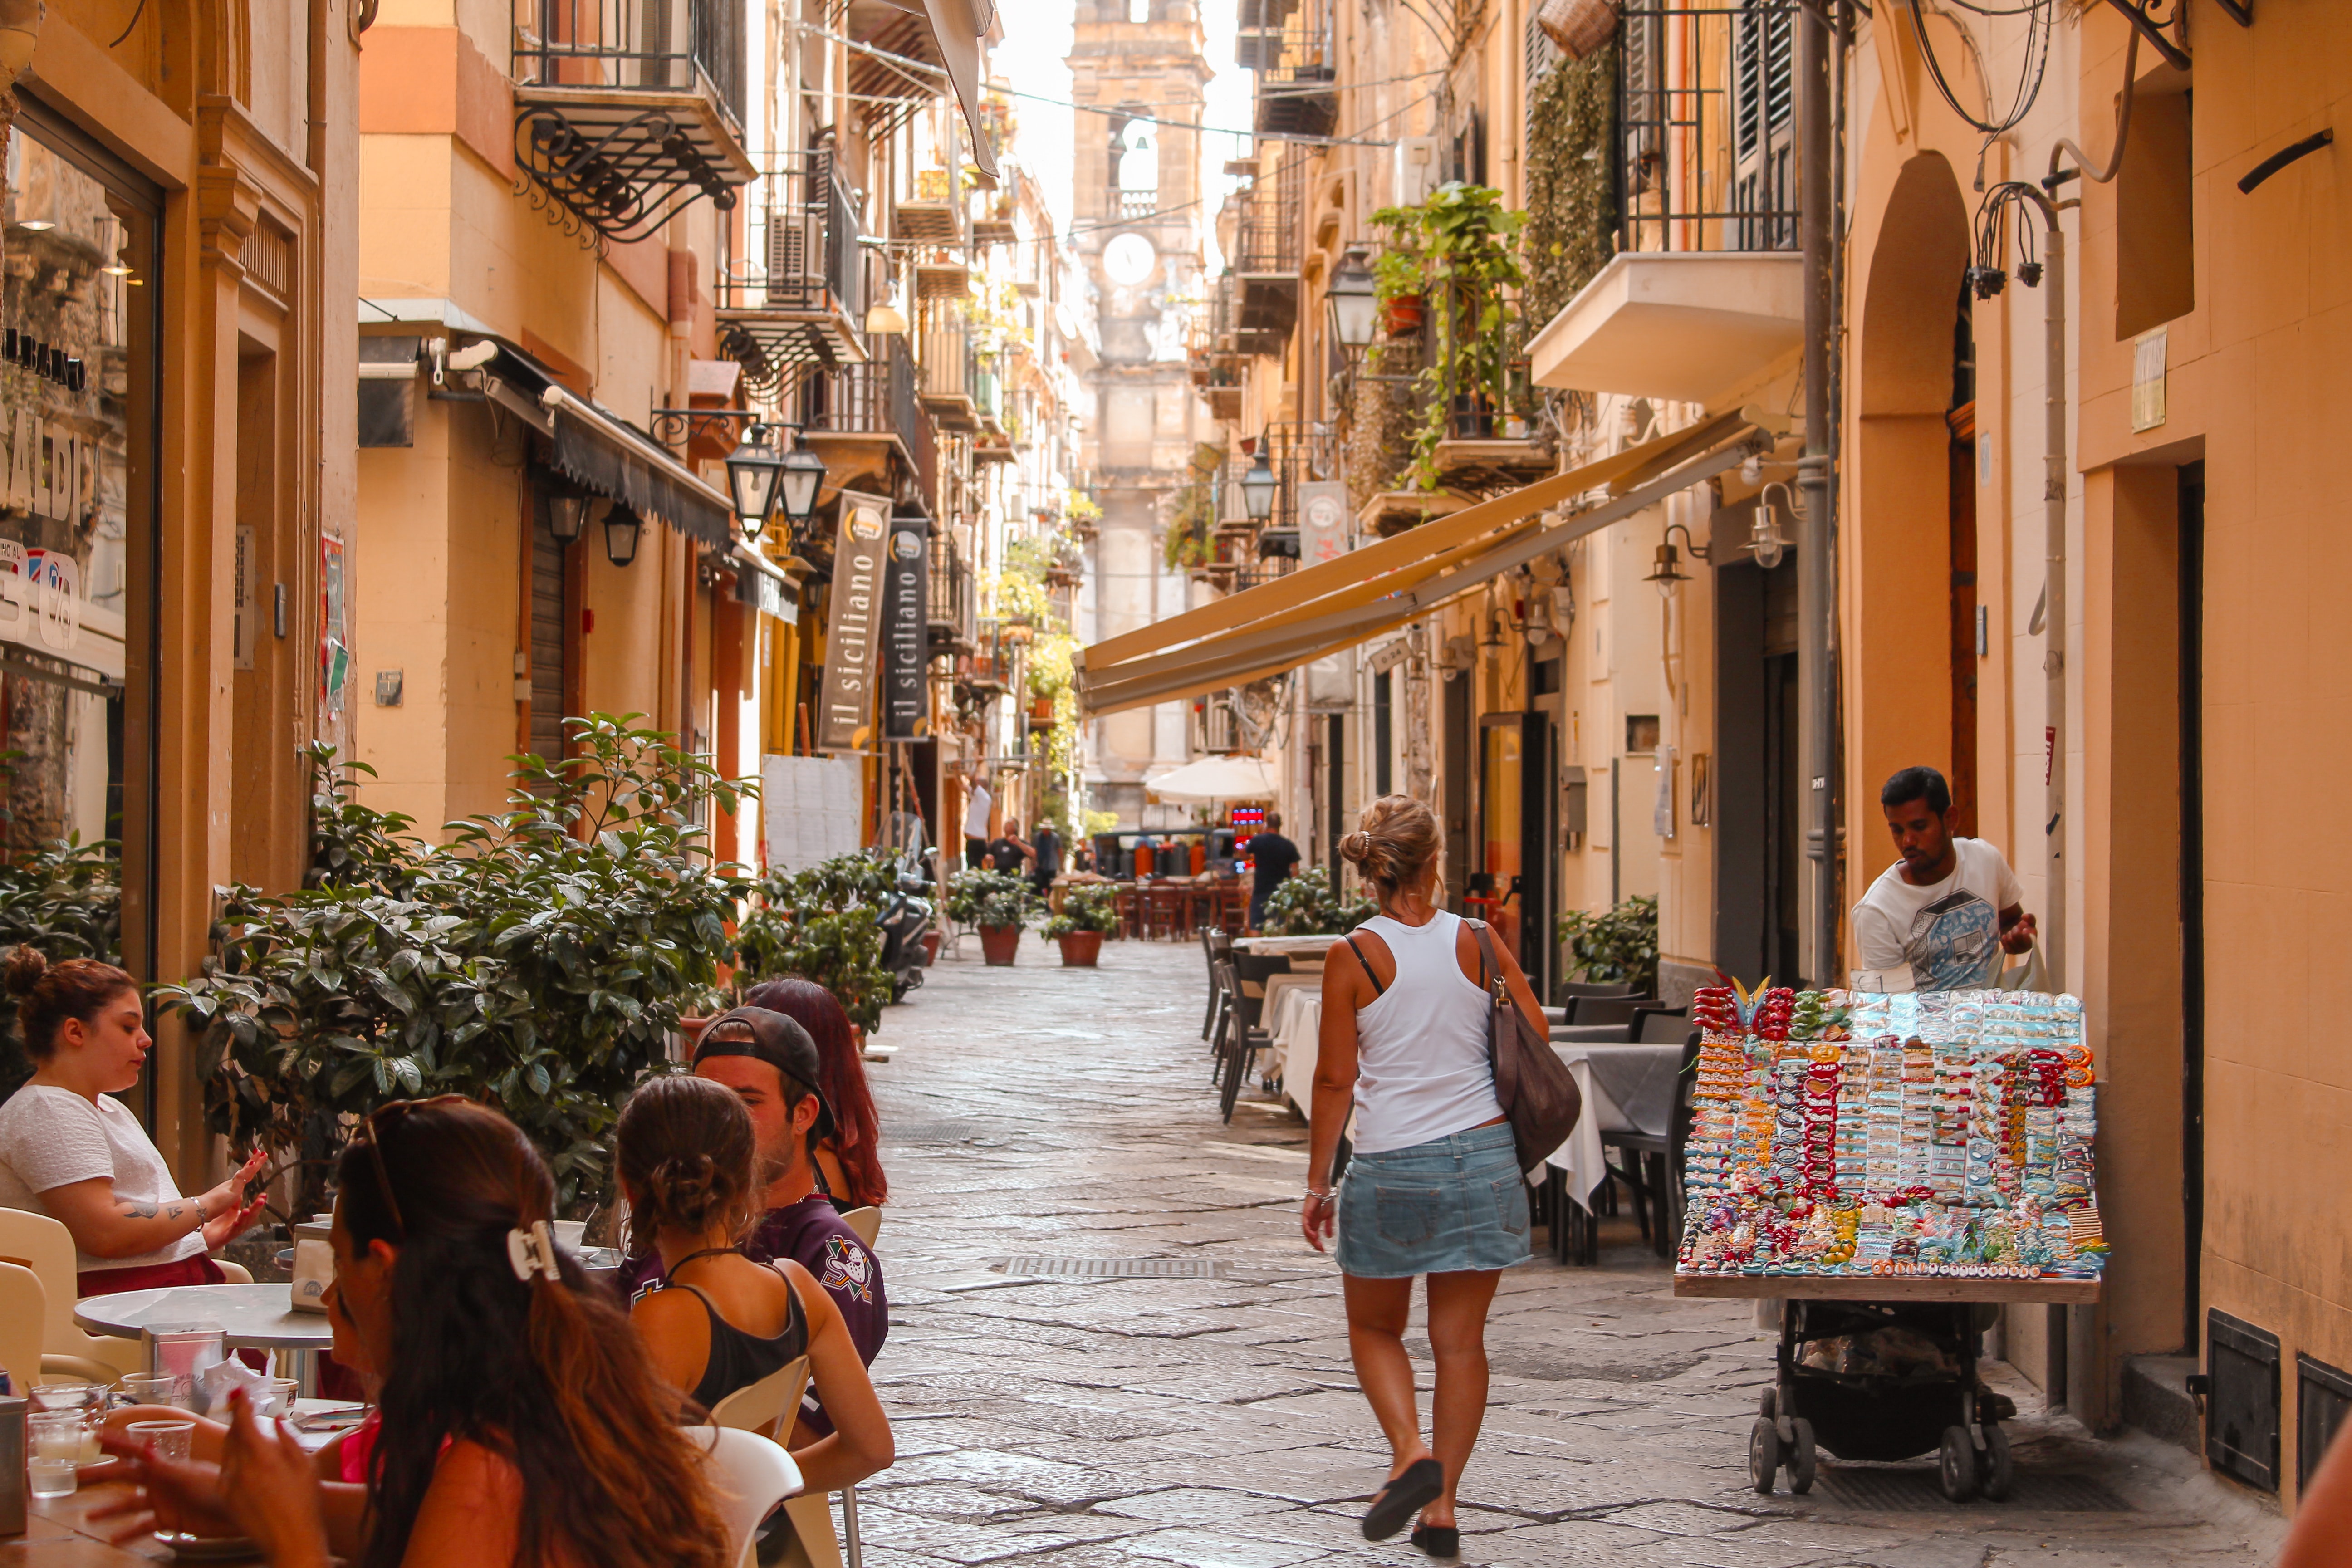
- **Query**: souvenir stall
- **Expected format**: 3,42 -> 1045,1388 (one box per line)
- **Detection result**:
1673,982 -> 2105,1502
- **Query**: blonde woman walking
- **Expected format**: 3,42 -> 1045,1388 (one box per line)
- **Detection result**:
1303,795 -> 1548,1558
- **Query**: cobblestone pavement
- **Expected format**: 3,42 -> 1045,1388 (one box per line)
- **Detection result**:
847,939 -> 2281,1568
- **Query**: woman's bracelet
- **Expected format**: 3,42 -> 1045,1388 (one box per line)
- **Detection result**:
1302,1187 -> 1333,1203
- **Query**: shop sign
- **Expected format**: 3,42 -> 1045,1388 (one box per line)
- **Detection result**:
881,516 -> 928,740
0,540 -> 121,681
1298,481 -> 1349,566
1,407 -> 91,525
816,490 -> 890,751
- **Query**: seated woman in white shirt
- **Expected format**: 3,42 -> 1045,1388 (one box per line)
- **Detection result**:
0,946 -> 266,1295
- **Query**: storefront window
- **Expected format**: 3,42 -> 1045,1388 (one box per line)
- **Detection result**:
0,109 -> 160,977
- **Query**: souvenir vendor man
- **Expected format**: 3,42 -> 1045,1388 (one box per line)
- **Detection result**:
1850,765 -> 2038,992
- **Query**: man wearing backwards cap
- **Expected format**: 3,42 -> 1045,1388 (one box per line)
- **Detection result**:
618,1005 -> 888,1431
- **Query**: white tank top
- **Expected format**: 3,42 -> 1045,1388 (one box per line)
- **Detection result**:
1348,910 -> 1506,1154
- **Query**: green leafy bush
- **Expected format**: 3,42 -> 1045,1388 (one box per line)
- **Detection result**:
0,835 -> 121,1096
1557,894 -> 1659,995
732,852 -> 896,1034
1260,867 -> 1376,937
946,868 -> 1036,931
1042,883 -> 1120,939
1370,183 -> 1528,491
159,715 -> 751,1210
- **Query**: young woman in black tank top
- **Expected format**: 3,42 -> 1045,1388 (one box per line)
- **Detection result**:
615,1075 -> 894,1497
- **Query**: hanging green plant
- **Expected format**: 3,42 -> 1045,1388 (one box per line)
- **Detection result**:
1522,50 -> 1620,329
1369,182 -> 1528,492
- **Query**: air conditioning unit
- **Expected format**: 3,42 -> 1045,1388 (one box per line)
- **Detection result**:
1392,136 -> 1440,206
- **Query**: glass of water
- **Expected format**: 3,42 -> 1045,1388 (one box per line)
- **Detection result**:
125,1420 -> 196,1463
29,1384 -> 106,1461
118,1372 -> 185,1409
29,1411 -> 83,1497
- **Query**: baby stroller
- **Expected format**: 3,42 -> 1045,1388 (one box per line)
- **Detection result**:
1751,1298 -> 2018,1501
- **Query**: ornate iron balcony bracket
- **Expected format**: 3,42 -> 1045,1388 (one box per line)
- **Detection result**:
515,107 -> 740,245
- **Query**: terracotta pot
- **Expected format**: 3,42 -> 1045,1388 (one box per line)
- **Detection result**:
1385,294 -> 1426,336
1057,931 -> 1104,967
978,924 -> 1021,966
920,930 -> 941,964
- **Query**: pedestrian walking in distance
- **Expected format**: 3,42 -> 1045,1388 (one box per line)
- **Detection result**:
1303,794 -> 1547,1557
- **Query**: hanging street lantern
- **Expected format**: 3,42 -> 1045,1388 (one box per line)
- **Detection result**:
1644,541 -> 1690,596
1326,246 -> 1378,352
778,429 -> 828,527
1240,446 -> 1278,523
724,423 -> 788,542
547,494 -> 592,543
604,503 -> 644,567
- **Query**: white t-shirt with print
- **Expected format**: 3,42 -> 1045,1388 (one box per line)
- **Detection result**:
1850,837 -> 2026,992
0,1084 -> 204,1271
961,783 -> 992,842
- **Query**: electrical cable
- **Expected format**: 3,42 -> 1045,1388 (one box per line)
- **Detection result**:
1904,0 -> 2053,138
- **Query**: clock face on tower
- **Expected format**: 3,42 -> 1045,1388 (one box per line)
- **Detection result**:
1102,231 -> 1157,285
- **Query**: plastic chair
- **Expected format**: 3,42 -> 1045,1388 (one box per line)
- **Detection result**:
711,1356 -> 810,1442
682,1424 -> 804,1568
837,1207 -> 881,1248
1632,1006 -> 1691,1044
0,1207 -> 142,1378
216,1259 -> 255,1285
0,1260 -> 49,1393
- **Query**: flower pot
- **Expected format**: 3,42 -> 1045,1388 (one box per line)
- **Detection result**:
1385,294 -> 1426,337
1057,931 -> 1103,967
978,924 -> 1021,966
921,931 -> 941,964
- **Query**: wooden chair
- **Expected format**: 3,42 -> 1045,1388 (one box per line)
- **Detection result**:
0,1206 -> 142,1379
1112,885 -> 1141,941
1143,883 -> 1185,941
1202,929 -> 1235,1049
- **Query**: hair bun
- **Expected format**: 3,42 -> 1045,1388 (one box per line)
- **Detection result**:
4,944 -> 47,998
1339,831 -> 1372,864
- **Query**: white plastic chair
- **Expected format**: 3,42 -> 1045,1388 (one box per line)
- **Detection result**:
683,1424 -> 803,1568
836,1208 -> 881,1248
711,1357 -> 809,1443
0,1261 -> 50,1393
0,1206 -> 142,1378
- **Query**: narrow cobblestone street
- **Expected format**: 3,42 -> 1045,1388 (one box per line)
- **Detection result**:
851,941 -> 2282,1568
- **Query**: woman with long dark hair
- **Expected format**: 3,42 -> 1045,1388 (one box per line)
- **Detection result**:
103,1098 -> 734,1568
1304,796 -> 1547,1558
740,977 -> 887,1209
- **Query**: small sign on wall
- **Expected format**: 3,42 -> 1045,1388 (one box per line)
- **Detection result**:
2132,325 -> 2168,432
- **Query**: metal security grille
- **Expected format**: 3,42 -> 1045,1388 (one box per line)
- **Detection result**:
2210,1309 -> 2282,1492
1814,1469 -> 2132,1513
992,1257 -> 1228,1279
528,496 -> 570,765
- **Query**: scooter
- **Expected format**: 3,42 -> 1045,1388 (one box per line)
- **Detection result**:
872,813 -> 936,1001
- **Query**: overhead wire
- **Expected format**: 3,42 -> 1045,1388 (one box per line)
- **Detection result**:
1903,0 -> 2053,139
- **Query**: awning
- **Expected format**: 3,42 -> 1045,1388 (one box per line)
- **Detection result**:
467,340 -> 740,550
1075,412 -> 1763,718
1144,754 -> 1278,802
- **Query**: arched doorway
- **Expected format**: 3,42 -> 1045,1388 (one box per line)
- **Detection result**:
1851,152 -> 1974,834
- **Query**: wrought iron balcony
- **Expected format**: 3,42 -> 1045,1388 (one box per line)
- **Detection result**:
918,302 -> 979,433
1233,157 -> 1304,357
712,152 -> 868,392
513,0 -> 755,243
927,532 -> 975,653
1238,0 -> 1337,139
785,337 -> 938,503
1617,1 -> 1799,255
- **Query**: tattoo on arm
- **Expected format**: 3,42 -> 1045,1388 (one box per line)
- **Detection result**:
120,1199 -> 190,1223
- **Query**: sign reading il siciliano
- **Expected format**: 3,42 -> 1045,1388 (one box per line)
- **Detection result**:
817,490 -> 891,752
881,513 -> 928,740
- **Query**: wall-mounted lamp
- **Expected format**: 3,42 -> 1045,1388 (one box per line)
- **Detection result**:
604,503 -> 644,567
548,493 -> 594,543
1325,245 -> 1378,353
1749,482 -> 1795,570
1240,445 -> 1278,522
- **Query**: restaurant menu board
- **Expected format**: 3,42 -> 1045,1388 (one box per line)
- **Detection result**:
1677,984 -> 2106,1285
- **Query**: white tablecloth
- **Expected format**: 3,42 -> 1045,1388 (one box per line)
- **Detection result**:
1234,933 -> 1343,958
1540,1050 -> 1642,1212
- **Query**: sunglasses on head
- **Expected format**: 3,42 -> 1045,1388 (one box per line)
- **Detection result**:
352,1094 -> 472,1239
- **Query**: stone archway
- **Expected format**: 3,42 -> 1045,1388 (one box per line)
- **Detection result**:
1847,151 -> 1973,835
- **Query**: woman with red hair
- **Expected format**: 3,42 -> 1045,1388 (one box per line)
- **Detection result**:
740,978 -> 888,1210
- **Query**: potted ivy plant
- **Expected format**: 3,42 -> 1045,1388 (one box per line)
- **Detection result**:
947,868 -> 1035,966
1369,182 -> 1528,491
1042,883 -> 1118,967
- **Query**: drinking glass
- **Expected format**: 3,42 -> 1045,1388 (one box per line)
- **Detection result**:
29,1411 -> 82,1497
126,1420 -> 196,1463
29,1383 -> 105,1462
118,1372 -> 185,1409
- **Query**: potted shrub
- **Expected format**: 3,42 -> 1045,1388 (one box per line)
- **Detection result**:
1260,866 -> 1378,937
1042,884 -> 1118,967
732,852 -> 896,1027
947,869 -> 1034,966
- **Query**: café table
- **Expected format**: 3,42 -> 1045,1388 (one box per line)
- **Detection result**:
75,1284 -> 334,1396
1231,933 -> 1342,959
1539,1042 -> 1685,1215
24,1478 -> 185,1562
1255,970 -> 1320,1085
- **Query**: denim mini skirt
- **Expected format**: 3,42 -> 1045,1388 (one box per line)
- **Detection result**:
1335,1120 -> 1532,1278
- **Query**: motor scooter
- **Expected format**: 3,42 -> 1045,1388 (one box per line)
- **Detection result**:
873,813 -> 936,1001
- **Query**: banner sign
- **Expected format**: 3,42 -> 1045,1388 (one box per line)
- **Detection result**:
816,490 -> 890,751
881,514 -> 929,740
1298,480 -> 1349,566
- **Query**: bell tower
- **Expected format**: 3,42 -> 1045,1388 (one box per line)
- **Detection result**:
1068,0 -> 1212,827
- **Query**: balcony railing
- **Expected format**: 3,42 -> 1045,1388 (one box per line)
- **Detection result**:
1234,156 -> 1304,355
512,0 -> 753,242
788,337 -> 937,501
918,302 -> 979,433
714,151 -> 867,387
927,533 -> 974,652
1616,3 -> 1798,255
1238,0 -> 1337,138
1230,421 -> 1337,534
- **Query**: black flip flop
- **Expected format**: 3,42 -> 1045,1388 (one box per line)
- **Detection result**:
1362,1457 -> 1445,1541
1411,1524 -> 1460,1558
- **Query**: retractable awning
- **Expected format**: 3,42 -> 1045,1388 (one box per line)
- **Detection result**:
1075,412 -> 1763,718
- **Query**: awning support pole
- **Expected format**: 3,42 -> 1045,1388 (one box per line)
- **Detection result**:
1800,0 -> 1840,989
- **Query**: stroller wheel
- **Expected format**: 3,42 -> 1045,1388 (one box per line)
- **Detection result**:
1784,1417 -> 1818,1494
1748,1417 -> 1781,1494
1979,1423 -> 2014,1500
1938,1425 -> 1979,1502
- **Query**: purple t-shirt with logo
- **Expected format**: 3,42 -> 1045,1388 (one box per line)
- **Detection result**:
617,1196 -> 887,1434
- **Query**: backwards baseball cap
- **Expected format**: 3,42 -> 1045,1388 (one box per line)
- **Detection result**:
691,1005 -> 837,1141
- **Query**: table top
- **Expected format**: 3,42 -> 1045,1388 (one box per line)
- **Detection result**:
26,1481 -> 180,1562
1673,1273 -> 2101,1304
1232,934 -> 1342,956
74,1283 -> 335,1349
